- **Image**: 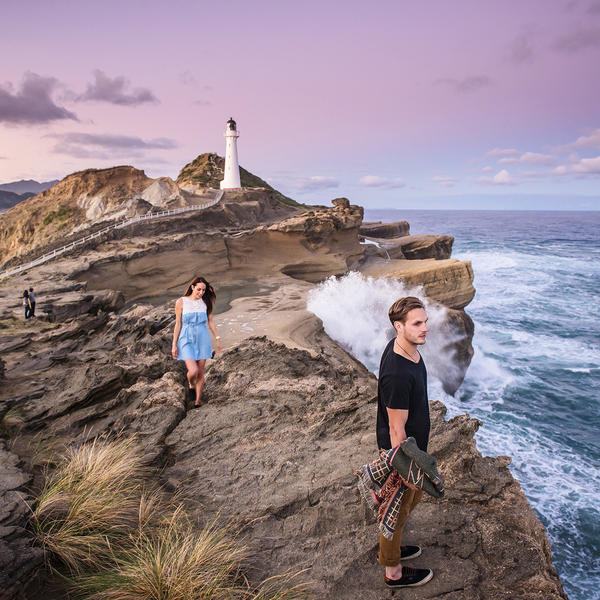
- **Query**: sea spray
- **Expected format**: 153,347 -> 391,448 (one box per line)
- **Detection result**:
306,271 -> 469,392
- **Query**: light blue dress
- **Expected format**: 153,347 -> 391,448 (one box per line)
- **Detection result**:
177,297 -> 213,360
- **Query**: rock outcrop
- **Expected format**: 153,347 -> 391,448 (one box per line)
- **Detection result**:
360,220 -> 410,238
176,152 -> 301,207
0,441 -> 44,598
0,180 -> 563,598
371,234 -> 454,260
0,166 -> 153,266
0,295 -> 566,598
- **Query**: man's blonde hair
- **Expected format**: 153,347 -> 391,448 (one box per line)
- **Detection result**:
388,296 -> 425,326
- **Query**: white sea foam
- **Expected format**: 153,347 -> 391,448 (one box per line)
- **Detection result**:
307,271 -> 469,388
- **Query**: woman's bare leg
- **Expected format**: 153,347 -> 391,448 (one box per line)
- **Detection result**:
184,359 -> 198,389
195,360 -> 206,405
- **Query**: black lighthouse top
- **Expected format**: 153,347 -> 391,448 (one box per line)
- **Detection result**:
227,117 -> 237,131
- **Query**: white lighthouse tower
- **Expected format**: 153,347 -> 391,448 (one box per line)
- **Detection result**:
220,117 -> 241,189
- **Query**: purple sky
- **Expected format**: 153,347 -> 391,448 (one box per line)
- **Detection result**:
1,0 -> 599,208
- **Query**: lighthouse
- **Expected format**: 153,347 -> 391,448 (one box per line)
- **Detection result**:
220,117 -> 241,189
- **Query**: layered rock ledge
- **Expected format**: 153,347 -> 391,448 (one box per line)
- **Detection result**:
0,190 -> 565,599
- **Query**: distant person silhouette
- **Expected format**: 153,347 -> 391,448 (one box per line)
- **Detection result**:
22,290 -> 32,319
171,277 -> 222,407
28,287 -> 36,317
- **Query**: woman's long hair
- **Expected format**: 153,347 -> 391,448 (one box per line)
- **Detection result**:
22,289 -> 29,298
184,276 -> 216,314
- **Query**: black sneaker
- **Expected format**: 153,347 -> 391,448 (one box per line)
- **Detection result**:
385,567 -> 433,588
400,545 -> 422,560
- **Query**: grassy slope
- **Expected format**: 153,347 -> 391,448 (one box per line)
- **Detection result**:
176,153 -> 304,208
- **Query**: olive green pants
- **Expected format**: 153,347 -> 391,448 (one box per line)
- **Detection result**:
377,488 -> 423,566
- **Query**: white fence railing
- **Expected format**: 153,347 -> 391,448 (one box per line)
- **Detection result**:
0,190 -> 224,281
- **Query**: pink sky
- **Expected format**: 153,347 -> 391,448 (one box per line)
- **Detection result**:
1,0 -> 599,208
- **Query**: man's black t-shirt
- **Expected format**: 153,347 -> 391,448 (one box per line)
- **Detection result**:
376,338 -> 430,451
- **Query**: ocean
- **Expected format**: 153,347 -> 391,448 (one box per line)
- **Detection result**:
307,209 -> 600,600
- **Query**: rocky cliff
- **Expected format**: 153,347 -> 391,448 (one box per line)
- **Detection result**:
0,284 -> 566,599
0,180 -> 565,598
0,166 -> 154,266
177,152 -> 301,207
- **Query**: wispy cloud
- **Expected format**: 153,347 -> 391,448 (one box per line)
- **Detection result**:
478,169 -> 516,185
508,30 -> 535,64
499,152 -> 558,166
359,175 -> 406,188
0,72 -> 77,125
432,176 -> 457,187
78,70 -> 159,106
179,70 -> 196,86
554,156 -> 600,175
48,132 -> 177,158
486,148 -> 520,158
294,176 -> 339,193
555,127 -> 600,151
434,75 -> 492,93
589,1 -> 600,15
553,27 -> 600,52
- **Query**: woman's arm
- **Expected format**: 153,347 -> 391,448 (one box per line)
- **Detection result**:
207,313 -> 222,354
171,298 -> 183,358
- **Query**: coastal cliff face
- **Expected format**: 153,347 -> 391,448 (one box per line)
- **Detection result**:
0,167 -> 155,266
0,183 -> 565,599
0,293 -> 566,599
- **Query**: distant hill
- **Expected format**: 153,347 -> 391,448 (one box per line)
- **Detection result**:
0,179 -> 58,211
177,153 -> 301,207
0,179 -> 59,195
0,166 -> 153,267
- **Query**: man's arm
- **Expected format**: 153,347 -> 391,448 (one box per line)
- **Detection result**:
386,408 -> 409,448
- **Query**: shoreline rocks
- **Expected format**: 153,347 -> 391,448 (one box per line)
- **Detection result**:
0,191 -> 566,599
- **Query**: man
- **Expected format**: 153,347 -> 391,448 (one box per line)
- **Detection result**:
376,296 -> 433,588
28,287 -> 36,318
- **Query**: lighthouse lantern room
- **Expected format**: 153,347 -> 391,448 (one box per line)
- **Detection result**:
220,117 -> 241,189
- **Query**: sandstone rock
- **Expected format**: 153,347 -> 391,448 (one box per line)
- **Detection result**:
0,280 -> 563,600
162,338 -> 566,600
360,220 -> 410,238
0,441 -> 44,598
387,234 -> 454,260
332,197 -> 350,209
0,166 -> 153,266
363,258 -> 476,310
139,177 -> 186,208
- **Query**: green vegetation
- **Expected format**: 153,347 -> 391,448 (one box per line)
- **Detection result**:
1,406 -> 24,437
31,435 -> 308,599
177,153 -> 304,209
42,206 -> 72,226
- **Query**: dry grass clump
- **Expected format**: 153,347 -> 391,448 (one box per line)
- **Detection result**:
69,510 -> 246,600
31,435 -> 309,600
32,435 -> 151,572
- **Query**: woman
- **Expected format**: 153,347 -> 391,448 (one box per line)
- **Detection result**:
172,277 -> 221,407
22,290 -> 32,319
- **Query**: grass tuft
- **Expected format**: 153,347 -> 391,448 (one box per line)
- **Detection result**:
1,406 -> 25,437
31,435 -> 309,599
32,435 -> 151,573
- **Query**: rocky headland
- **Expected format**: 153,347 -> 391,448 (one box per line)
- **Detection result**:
0,159 -> 566,599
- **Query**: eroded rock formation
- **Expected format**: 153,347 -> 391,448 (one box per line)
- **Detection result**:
0,174 -> 564,598
0,298 -> 566,598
